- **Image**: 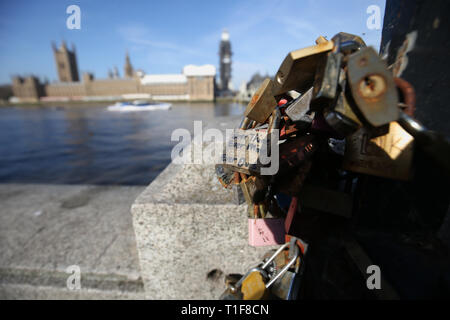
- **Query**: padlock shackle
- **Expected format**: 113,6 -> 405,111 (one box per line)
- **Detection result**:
261,242 -> 289,269
266,248 -> 299,288
394,77 -> 416,117
232,240 -> 302,293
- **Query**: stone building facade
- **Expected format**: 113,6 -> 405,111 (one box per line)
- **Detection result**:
124,52 -> 134,79
38,65 -> 215,101
53,41 -> 79,82
11,41 -> 216,102
11,76 -> 45,101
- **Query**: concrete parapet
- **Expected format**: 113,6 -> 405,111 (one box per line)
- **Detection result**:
131,117 -> 278,299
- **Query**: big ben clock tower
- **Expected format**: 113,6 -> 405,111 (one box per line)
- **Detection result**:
219,29 -> 232,94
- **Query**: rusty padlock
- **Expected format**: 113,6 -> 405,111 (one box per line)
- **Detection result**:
347,47 -> 399,127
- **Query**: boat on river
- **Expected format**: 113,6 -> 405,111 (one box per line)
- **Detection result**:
107,100 -> 172,112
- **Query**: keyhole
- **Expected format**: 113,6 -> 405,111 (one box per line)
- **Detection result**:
358,74 -> 386,99
364,76 -> 376,91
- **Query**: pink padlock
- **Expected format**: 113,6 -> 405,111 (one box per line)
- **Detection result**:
248,218 -> 285,246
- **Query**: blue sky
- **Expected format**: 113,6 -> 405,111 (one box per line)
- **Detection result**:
0,0 -> 385,88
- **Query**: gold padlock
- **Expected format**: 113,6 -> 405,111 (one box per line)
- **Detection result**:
244,78 -> 277,124
241,271 -> 267,300
273,36 -> 334,96
239,174 -> 258,217
343,121 -> 414,180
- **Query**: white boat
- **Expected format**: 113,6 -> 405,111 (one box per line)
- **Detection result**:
107,100 -> 172,112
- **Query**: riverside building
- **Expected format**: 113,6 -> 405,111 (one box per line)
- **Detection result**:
11,42 -> 216,102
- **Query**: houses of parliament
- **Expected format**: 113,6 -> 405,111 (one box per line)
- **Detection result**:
12,41 -> 216,102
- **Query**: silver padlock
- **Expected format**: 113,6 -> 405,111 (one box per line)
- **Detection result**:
285,87 -> 315,124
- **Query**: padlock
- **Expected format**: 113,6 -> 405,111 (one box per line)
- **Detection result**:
221,239 -> 305,300
323,109 -> 360,137
310,51 -> 343,111
239,116 -> 252,130
321,63 -> 365,137
248,217 -> 285,246
244,78 -> 277,124
241,242 -> 302,297
265,238 -> 306,300
270,270 -> 299,300
278,134 -> 317,173
273,36 -> 334,96
347,47 -> 399,127
241,271 -> 268,300
221,128 -> 269,176
239,174 -> 264,217
342,121 -> 414,180
323,90 -> 362,137
333,81 -> 361,126
239,175 -> 253,215
331,32 -> 366,55
263,239 -> 303,290
232,172 -> 246,205
267,108 -> 281,134
215,164 -> 234,189
285,86 -> 315,125
286,90 -> 301,100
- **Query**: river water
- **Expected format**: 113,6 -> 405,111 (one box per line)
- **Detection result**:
0,102 -> 245,185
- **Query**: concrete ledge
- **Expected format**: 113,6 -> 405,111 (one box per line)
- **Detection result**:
131,117 -> 278,299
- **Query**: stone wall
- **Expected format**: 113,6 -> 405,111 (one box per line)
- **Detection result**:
187,76 -> 214,101
45,82 -> 85,97
84,78 -> 140,96
130,116 -> 275,299
12,75 -> 215,102
11,76 -> 45,101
